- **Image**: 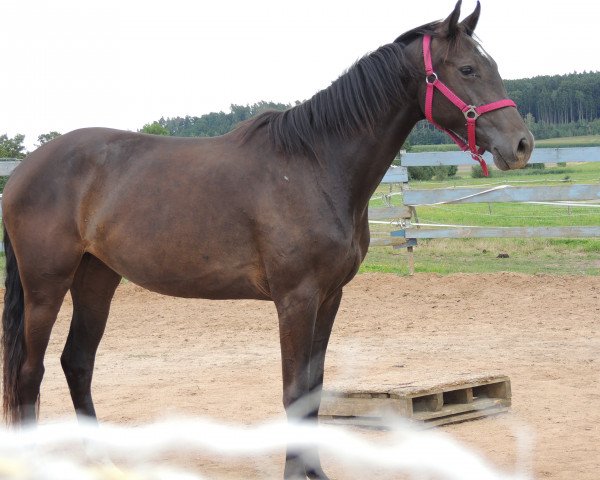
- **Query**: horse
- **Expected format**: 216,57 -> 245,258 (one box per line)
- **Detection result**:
1,1 -> 533,478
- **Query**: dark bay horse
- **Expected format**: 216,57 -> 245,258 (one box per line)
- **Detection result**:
2,1 -> 532,478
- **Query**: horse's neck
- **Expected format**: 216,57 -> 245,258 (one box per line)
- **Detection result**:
326,105 -> 421,212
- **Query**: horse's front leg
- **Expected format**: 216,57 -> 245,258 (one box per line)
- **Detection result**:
304,289 -> 342,479
274,284 -> 334,480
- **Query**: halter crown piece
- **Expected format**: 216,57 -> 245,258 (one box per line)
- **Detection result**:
422,34 -> 517,177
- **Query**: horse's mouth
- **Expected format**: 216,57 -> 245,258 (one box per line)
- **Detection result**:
492,148 -> 510,171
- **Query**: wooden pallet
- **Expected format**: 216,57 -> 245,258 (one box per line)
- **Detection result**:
319,375 -> 511,429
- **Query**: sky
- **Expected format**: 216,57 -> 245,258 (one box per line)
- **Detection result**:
1,0 -> 599,150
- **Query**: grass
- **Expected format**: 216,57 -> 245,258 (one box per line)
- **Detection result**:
410,203 -> 600,228
534,135 -> 600,148
376,161 -> 600,192
408,144 -> 460,152
361,238 -> 600,276
366,159 -> 600,276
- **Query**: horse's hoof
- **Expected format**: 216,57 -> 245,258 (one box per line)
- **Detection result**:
306,466 -> 331,480
284,458 -> 308,479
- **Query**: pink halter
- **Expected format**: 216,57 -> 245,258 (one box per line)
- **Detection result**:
422,34 -> 516,176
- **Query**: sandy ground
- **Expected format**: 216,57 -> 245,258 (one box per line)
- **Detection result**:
15,273 -> 600,479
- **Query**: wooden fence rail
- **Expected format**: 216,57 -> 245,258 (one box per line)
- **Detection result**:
0,160 -> 20,176
402,226 -> 600,239
403,184 -> 600,206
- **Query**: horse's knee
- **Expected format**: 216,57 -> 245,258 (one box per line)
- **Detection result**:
60,350 -> 93,392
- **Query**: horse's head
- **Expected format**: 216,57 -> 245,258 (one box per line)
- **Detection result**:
410,1 -> 534,170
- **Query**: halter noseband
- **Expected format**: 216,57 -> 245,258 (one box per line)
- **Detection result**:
422,34 -> 516,176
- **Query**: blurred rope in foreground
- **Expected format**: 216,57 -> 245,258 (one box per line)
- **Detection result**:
0,417 -> 532,480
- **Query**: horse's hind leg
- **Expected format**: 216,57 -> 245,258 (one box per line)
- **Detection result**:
61,254 -> 121,422
17,291 -> 70,423
9,254 -> 80,424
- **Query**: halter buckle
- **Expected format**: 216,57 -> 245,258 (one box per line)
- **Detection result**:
464,106 -> 479,120
425,72 -> 438,85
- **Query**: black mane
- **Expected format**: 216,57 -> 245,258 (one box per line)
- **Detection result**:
241,21 -> 442,157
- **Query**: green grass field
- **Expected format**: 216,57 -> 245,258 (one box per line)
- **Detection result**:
535,134 -> 600,148
361,238 -> 600,276
366,155 -> 600,276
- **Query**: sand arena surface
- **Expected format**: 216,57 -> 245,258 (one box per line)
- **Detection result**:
17,273 -> 600,479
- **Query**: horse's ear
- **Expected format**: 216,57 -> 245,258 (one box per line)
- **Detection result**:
440,0 -> 462,38
461,1 -> 481,36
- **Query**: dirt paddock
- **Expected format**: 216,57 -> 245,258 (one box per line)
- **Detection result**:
14,273 -> 599,479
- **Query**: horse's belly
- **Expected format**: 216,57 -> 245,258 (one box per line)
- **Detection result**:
89,237 -> 270,300
135,271 -> 270,300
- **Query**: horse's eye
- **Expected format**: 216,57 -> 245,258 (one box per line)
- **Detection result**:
460,66 -> 475,76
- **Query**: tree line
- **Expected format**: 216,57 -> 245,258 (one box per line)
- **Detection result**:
154,101 -> 296,138
508,71 -> 600,124
0,131 -> 61,159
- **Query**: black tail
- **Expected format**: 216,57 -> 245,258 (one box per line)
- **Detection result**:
2,226 -> 25,425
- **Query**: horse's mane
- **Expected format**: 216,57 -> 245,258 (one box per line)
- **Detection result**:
239,21 -> 444,157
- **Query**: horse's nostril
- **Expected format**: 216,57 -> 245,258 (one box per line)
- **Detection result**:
517,137 -> 530,155
515,136 -> 533,163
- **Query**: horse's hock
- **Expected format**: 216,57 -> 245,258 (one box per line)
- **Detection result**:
319,375 -> 511,428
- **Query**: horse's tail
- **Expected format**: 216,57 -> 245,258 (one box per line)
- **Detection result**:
2,226 -> 25,425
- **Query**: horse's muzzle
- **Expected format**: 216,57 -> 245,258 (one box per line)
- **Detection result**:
492,130 -> 534,171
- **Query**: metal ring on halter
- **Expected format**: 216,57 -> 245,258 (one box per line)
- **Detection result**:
425,73 -> 438,84
463,106 -> 479,120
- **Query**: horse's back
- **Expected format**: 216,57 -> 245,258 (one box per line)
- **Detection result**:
4,127 -> 249,223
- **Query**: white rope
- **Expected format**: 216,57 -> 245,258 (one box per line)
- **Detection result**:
413,185 -> 512,206
368,220 -> 405,226
0,417 -> 531,480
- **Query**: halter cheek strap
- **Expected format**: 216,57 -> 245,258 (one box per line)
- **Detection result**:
422,35 -> 516,177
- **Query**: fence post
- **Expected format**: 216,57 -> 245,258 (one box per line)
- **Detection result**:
407,246 -> 415,275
